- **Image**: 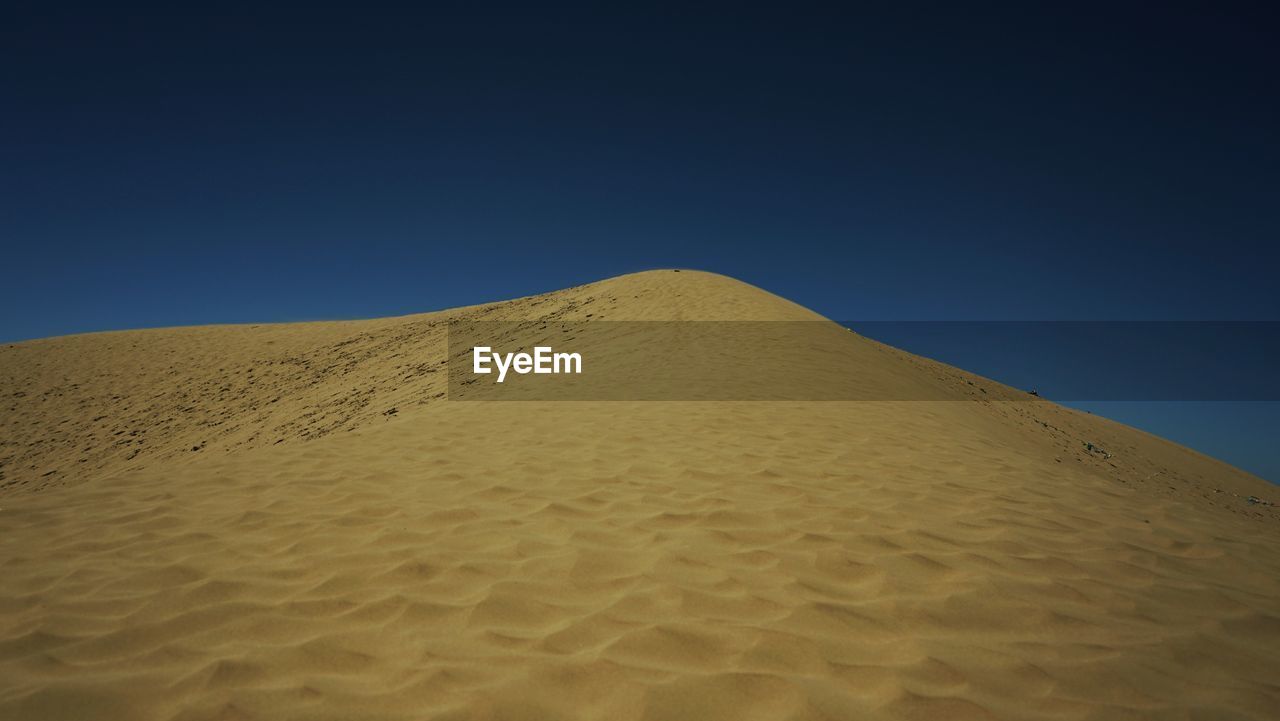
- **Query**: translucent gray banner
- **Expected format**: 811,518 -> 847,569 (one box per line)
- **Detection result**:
445,321 -> 1279,401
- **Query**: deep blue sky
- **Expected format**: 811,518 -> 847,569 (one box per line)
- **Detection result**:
3,5 -> 1277,480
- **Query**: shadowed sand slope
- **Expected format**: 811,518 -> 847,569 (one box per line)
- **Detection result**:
1,270 -> 1278,721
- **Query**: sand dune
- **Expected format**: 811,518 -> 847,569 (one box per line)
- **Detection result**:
1,270 -> 1278,720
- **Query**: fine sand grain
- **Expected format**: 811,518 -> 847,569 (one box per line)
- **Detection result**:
1,270 -> 1278,720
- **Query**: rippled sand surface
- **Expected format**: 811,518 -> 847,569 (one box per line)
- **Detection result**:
2,271 -> 1277,720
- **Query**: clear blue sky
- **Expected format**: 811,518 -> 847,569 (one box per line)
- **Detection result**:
3,4 -> 1277,481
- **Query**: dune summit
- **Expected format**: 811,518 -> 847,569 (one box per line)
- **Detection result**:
1,270 -> 1277,721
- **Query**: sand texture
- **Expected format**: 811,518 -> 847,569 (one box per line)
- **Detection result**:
2,270 -> 1278,720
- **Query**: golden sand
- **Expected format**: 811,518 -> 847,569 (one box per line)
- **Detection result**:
1,270 -> 1277,720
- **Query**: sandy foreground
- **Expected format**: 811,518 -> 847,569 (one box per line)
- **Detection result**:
1,270 -> 1278,721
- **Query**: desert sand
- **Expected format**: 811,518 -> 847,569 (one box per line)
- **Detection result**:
1,270 -> 1277,720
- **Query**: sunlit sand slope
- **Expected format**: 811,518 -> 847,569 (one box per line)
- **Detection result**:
1,270 -> 1277,721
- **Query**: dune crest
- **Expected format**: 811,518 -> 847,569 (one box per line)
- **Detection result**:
2,269 -> 1277,720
